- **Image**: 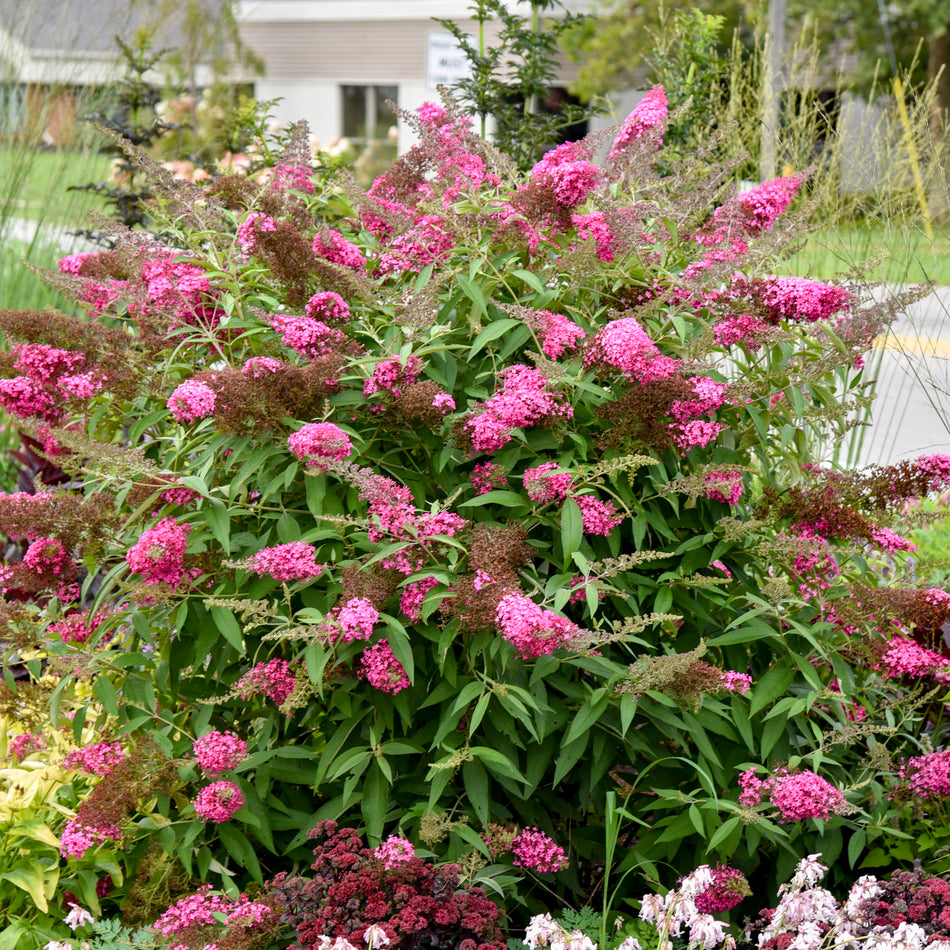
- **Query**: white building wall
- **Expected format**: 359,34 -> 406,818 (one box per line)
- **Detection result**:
255,78 -> 341,147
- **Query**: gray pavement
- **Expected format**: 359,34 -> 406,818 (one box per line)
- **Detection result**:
845,285 -> 950,467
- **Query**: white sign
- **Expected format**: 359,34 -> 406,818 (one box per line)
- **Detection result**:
426,31 -> 474,89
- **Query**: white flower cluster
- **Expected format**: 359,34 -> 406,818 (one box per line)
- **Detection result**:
524,913 -> 643,950
638,865 -> 734,950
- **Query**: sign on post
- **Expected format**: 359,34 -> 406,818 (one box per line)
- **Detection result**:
426,31 -> 473,90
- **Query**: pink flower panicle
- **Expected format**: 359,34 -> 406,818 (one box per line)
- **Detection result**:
693,865 -> 750,914
193,780 -> 244,822
305,291 -> 351,324
334,597 -> 379,643
524,462 -> 575,504
609,85 -> 668,159
373,835 -> 414,869
739,767 -> 847,822
359,639 -> 410,694
399,576 -> 440,623
495,592 -> 577,659
8,732 -> 44,762
720,670 -> 753,694
511,827 -> 568,872
288,422 -> 354,467
363,355 -> 424,398
235,658 -> 296,708
167,378 -> 216,424
899,750 -> 950,801
525,309 -> 587,359
575,495 -> 623,536
152,886 -> 272,939
245,542 -> 323,582
313,230 -> 366,269
271,313 -> 348,359
572,211 -> 618,263
471,461 -> 508,495
586,317 -> 678,383
193,730 -> 248,777
126,518 -> 191,588
64,741 -> 124,777
880,635 -> 950,680
237,212 -> 277,256
465,365 -> 573,454
757,277 -> 851,324
60,817 -> 121,859
737,175 -> 802,234
703,470 -> 744,505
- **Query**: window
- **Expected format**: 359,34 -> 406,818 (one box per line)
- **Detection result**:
341,85 -> 398,142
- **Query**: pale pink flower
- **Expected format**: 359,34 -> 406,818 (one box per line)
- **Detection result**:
167,379 -> 216,423
610,85 -> 668,159
359,639 -> 410,694
288,422 -> 353,466
373,834 -> 414,868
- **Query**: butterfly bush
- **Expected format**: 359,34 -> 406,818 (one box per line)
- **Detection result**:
0,90 -> 946,923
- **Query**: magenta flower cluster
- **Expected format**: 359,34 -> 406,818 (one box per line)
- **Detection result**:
125,517 -> 191,588
245,541 -> 323,582
193,780 -> 244,822
739,767 -> 848,822
511,827 -> 568,872
193,730 -> 248,777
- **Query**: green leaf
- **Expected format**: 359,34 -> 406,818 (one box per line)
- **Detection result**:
362,762 -> 389,843
749,662 -> 796,716
218,824 -> 263,883
0,863 -> 48,911
458,273 -> 489,318
463,758 -> 490,826
203,500 -> 231,553
459,490 -> 527,509
706,815 -> 741,853
848,828 -> 867,868
562,688 -> 609,748
469,745 -> 526,784
560,498 -> 583,569
94,674 -> 118,716
210,606 -> 244,651
467,319 -> 519,360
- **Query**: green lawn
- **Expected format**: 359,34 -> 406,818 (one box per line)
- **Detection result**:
0,147 -> 112,231
784,220 -> 950,286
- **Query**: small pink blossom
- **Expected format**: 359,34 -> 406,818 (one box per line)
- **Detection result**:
399,576 -> 439,623
245,542 -> 323,582
193,780 -> 244,822
511,827 -> 568,872
703,470 -> 743,505
359,639 -> 410,694
193,730 -> 248,777
126,518 -> 191,588
288,422 -> 353,466
373,835 -> 414,868
167,379 -> 216,423
575,495 -> 623,535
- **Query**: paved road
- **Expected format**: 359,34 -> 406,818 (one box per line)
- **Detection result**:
849,286 -> 950,467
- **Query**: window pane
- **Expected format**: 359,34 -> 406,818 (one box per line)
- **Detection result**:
372,85 -> 398,139
341,85 -> 367,139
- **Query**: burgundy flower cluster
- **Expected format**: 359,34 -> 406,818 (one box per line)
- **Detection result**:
267,821 -> 507,950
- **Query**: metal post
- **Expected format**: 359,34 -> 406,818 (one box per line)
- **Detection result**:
761,0 -> 786,181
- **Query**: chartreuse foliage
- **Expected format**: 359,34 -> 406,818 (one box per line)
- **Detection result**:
0,92 -> 946,945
